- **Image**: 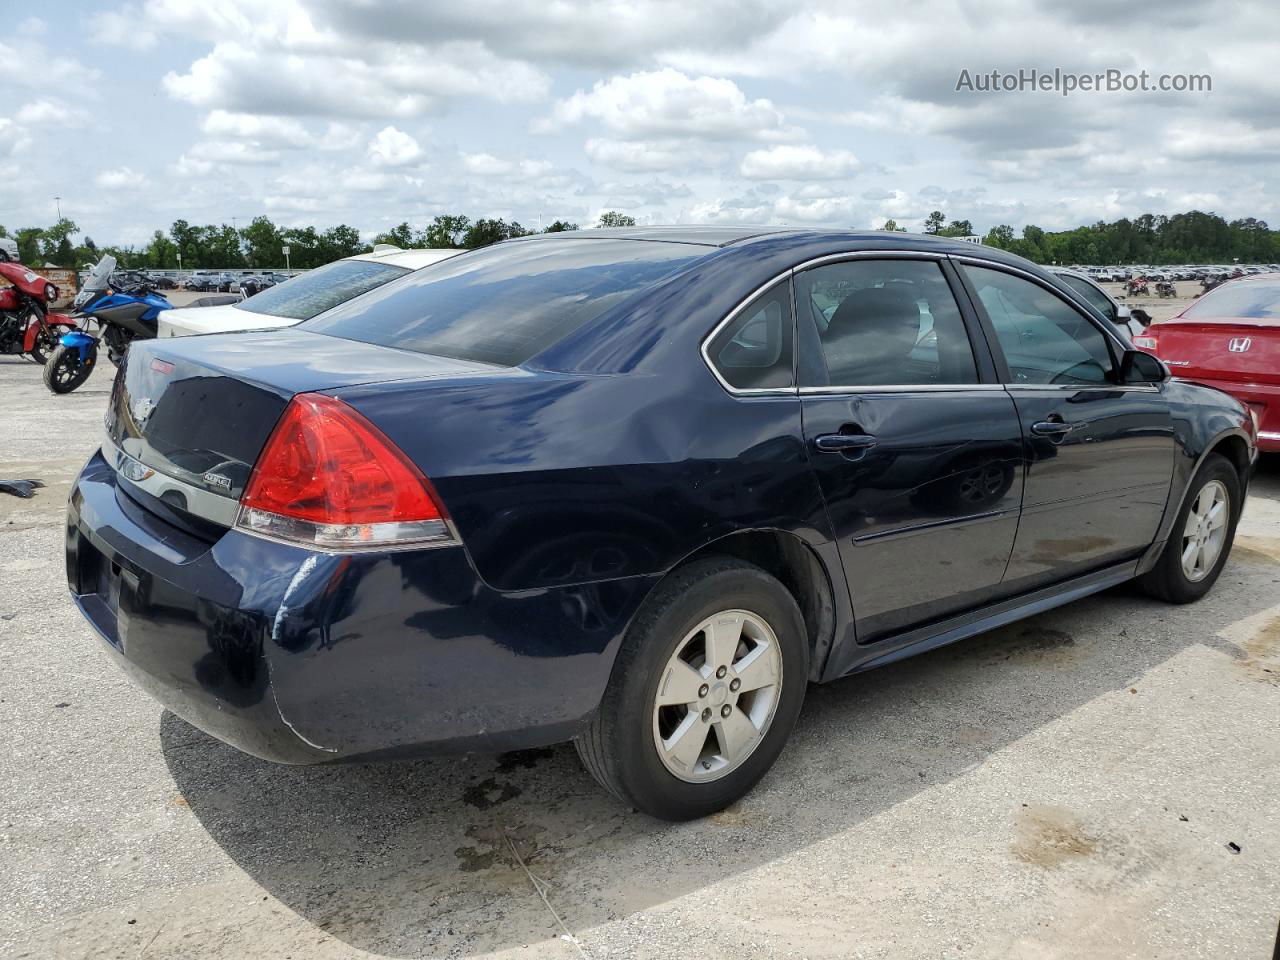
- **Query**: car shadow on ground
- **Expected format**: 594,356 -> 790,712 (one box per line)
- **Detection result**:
162,459 -> 1280,958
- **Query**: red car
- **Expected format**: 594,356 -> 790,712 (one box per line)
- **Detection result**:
1135,273 -> 1280,451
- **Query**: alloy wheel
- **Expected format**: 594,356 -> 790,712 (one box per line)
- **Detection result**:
651,608 -> 783,783
1181,479 -> 1229,582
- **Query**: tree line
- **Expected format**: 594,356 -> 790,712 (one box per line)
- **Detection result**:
0,211 -> 638,271
5,207 -> 1275,271
908,209 -> 1279,264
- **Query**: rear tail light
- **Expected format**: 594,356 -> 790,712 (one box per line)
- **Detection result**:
235,392 -> 456,550
1133,333 -> 1158,351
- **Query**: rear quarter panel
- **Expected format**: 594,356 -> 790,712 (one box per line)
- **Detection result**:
335,369 -> 832,593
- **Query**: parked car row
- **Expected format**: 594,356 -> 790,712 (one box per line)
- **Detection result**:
159,247 -> 460,336
1073,264 -> 1280,284
62,227 -> 1261,820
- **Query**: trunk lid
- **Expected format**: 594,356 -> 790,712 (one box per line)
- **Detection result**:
106,329 -> 499,531
1151,319 -> 1280,385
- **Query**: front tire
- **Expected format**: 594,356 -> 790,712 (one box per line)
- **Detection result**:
576,556 -> 809,820
43,344 -> 94,394
27,325 -> 60,365
1139,453 -> 1240,603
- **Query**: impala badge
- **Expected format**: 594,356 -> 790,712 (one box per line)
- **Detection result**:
1227,337 -> 1252,353
203,472 -> 233,492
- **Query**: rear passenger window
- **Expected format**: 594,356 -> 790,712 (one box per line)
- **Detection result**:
707,280 -> 794,390
795,259 -> 979,387
963,266 -> 1115,385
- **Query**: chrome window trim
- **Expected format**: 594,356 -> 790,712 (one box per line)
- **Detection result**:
700,250 -> 951,398
700,269 -> 799,397
1003,383 -> 1162,394
797,384 -> 1003,395
790,249 -> 946,271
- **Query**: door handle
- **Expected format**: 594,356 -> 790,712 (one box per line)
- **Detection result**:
814,433 -> 878,453
1030,419 -> 1074,437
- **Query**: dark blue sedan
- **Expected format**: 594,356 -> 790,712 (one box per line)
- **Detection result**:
66,227 -> 1257,820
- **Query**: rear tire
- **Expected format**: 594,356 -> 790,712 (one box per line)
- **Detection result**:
575,556 -> 809,820
1139,453 -> 1240,603
43,344 -> 94,394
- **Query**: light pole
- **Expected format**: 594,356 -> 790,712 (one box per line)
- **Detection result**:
53,196 -> 62,220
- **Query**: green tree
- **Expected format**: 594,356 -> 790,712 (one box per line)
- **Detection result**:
40,218 -> 79,265
145,230 -> 177,268
421,215 -> 471,248
880,219 -> 905,232
938,219 -> 973,237
320,224 -> 367,260
544,220 -> 579,232
281,226 -> 322,268
372,222 -> 415,248
597,211 -> 636,228
207,224 -> 243,268
923,210 -> 946,234
241,216 -> 282,268
463,218 -> 514,248
983,224 -> 1016,248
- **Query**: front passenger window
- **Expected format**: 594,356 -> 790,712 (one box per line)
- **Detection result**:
963,266 -> 1115,385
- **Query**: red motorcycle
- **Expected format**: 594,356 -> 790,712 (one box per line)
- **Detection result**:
0,249 -> 78,364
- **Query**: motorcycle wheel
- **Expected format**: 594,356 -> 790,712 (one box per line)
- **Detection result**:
27,326 -> 61,365
43,344 -> 94,394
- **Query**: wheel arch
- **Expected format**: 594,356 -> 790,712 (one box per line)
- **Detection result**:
1138,424 -> 1254,575
655,528 -> 840,682
1207,431 -> 1252,488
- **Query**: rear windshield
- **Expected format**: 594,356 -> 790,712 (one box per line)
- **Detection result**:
301,238 -> 704,366
1183,280 -> 1280,321
236,259 -> 410,321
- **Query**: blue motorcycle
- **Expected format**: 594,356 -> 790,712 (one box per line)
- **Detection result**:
45,255 -> 171,394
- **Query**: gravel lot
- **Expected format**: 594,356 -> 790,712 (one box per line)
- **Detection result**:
2,294 -> 1277,959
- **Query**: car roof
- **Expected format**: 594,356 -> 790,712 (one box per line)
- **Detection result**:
346,247 -> 464,269
508,225 -> 1022,258
530,225 -> 805,247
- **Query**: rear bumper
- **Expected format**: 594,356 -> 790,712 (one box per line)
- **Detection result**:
67,450 -> 649,763
1181,377 -> 1280,452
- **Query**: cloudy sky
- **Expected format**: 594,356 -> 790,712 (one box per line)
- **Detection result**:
2,0 -> 1278,246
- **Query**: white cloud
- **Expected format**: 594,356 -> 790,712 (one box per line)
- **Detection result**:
740,144 -> 859,180
163,38 -> 548,119
95,167 -> 148,189
367,126 -> 422,166
461,153 -> 555,178
15,99 -> 88,127
186,139 -> 282,166
545,68 -> 799,142
201,110 -> 315,147
89,5 -> 158,49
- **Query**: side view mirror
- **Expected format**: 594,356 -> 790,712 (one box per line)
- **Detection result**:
1114,304 -> 1132,322
1119,349 -> 1169,384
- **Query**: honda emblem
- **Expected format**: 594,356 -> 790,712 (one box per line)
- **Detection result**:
1227,337 -> 1252,353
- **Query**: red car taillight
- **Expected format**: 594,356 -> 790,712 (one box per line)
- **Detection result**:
235,393 -> 455,550
1133,332 -> 1158,352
